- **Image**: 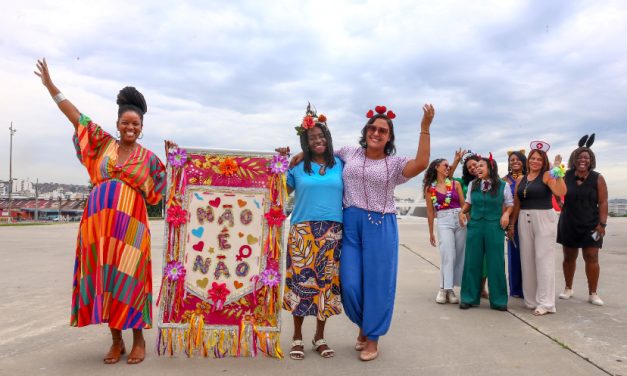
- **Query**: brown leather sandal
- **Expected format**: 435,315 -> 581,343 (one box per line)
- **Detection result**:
127,340 -> 145,365
103,339 -> 126,364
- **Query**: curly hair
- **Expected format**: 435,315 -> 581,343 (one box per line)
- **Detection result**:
471,157 -> 501,197
508,151 -> 527,176
567,147 -> 596,171
422,159 -> 446,196
359,114 -> 396,156
117,86 -> 147,122
300,123 -> 336,175
462,154 -> 481,185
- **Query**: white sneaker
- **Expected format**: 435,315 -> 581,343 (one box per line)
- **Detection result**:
436,289 -> 447,304
589,293 -> 604,306
446,290 -> 459,304
559,288 -> 574,299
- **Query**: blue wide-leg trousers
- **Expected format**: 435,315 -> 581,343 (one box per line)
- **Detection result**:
340,207 -> 399,341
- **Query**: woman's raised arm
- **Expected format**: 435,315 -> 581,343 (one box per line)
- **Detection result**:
34,58 -> 81,130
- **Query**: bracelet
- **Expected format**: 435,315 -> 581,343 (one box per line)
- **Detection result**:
549,164 -> 566,179
53,92 -> 67,105
600,222 -> 607,228
420,131 -> 430,135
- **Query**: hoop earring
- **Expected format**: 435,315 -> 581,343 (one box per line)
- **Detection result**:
138,132 -> 143,140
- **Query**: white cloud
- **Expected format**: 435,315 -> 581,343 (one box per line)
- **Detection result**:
0,0 -> 626,197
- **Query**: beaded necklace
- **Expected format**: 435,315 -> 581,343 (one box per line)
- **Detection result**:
362,152 -> 389,226
430,178 -> 453,210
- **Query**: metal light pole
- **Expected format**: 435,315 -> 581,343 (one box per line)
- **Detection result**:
35,178 -> 39,221
7,123 -> 16,223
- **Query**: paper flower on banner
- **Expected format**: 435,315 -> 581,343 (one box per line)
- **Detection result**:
208,282 -> 230,310
165,261 -> 186,281
218,158 -> 238,176
261,268 -> 280,287
264,206 -> 286,227
166,205 -> 188,226
269,154 -> 289,175
302,115 -> 315,129
167,148 -> 187,167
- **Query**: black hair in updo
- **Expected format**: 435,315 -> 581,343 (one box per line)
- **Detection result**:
117,86 -> 147,122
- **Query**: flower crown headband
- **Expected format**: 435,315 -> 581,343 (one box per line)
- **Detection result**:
295,102 -> 328,136
366,105 -> 396,119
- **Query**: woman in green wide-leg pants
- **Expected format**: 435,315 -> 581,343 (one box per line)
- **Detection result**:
458,157 -> 513,310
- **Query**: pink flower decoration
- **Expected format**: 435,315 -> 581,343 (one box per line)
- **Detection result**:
264,207 -> 286,227
167,148 -> 187,167
269,154 -> 289,175
261,268 -> 280,287
165,261 -> 186,281
166,205 -> 188,226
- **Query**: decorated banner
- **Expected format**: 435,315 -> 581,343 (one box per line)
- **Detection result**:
157,148 -> 289,358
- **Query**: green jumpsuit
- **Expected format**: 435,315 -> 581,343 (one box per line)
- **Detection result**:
460,180 -> 508,308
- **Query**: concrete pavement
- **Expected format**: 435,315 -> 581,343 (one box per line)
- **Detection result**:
0,217 -> 625,375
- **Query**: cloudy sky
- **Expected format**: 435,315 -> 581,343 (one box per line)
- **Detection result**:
1,0 -> 626,199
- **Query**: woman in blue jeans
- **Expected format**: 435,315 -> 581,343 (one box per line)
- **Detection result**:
424,158 -> 466,304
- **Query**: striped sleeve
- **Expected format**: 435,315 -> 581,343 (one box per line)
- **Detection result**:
144,152 -> 167,205
72,114 -> 113,166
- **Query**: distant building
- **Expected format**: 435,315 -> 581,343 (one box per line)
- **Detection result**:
0,180 -> 8,197
609,199 -> 627,216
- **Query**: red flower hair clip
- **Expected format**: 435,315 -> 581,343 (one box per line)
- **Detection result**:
366,105 -> 396,119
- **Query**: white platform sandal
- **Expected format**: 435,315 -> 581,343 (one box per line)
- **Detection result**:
289,339 -> 305,360
312,338 -> 335,358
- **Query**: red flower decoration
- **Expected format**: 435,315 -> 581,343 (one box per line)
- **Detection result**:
208,282 -> 230,309
166,205 -> 188,227
375,105 -> 387,114
264,206 -> 286,227
302,115 -> 315,129
366,109 -> 374,118
317,114 -> 327,123
386,110 -> 396,119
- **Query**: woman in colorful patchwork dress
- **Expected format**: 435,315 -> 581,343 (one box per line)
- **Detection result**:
458,157 -> 513,311
424,158 -> 466,304
338,104 -> 434,361
35,59 -> 166,364
510,143 -> 566,316
557,135 -> 608,306
504,150 -> 527,298
282,105 -> 343,360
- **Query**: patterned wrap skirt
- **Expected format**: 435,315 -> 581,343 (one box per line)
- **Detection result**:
283,221 -> 342,320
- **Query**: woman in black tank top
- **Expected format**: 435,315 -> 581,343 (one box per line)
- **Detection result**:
509,147 -> 566,316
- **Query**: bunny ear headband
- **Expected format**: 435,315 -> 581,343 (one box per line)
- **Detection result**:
578,133 -> 595,148
507,149 -> 525,157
